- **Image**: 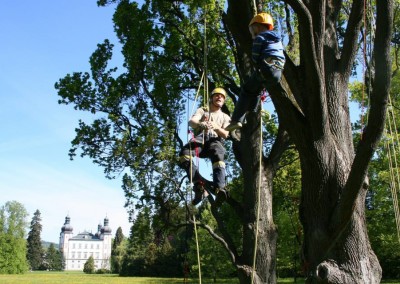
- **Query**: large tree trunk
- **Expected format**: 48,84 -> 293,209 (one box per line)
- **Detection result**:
267,1 -> 393,283
236,113 -> 278,284
223,0 -> 392,283
298,141 -> 381,283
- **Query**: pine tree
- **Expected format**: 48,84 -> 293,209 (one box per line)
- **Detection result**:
83,256 -> 95,274
46,243 -> 63,271
111,227 -> 125,273
26,210 -> 44,270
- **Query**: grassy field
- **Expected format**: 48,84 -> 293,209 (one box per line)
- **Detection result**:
0,272 -> 293,284
0,272 -> 398,284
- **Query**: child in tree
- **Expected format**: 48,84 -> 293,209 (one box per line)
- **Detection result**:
225,12 -> 285,132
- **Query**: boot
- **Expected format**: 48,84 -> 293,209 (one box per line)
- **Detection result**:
214,188 -> 227,207
192,181 -> 209,205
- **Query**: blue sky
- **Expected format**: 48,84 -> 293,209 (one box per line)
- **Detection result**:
0,1 -> 131,243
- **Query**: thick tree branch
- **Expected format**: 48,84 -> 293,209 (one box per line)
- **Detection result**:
266,126 -> 291,172
335,0 -> 393,232
193,221 -> 239,265
339,0 -> 364,76
284,0 -> 327,136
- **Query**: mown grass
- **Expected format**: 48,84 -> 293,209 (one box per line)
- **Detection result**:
0,271 -> 398,284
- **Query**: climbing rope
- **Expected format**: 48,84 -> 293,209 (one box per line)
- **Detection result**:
183,3 -> 213,282
385,96 -> 400,244
251,90 -> 267,283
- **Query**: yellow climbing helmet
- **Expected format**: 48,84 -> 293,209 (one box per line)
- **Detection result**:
249,12 -> 274,30
211,87 -> 227,99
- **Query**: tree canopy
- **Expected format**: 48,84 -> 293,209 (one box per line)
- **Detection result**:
56,0 -> 395,283
0,201 -> 29,274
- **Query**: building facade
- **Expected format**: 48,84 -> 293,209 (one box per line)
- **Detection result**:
59,215 -> 112,271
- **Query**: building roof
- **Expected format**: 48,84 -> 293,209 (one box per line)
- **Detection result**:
69,231 -> 103,241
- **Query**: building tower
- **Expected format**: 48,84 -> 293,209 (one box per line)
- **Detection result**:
59,215 -> 73,254
100,216 -> 112,268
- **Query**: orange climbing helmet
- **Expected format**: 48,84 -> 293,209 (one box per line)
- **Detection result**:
249,12 -> 274,30
211,87 -> 227,99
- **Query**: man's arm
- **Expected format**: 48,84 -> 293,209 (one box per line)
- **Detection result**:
213,126 -> 229,139
189,108 -> 206,129
210,121 -> 229,139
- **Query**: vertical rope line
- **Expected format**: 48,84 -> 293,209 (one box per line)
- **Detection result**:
386,97 -> 400,243
193,214 -> 202,284
188,130 -> 202,284
203,5 -> 209,110
386,137 -> 400,244
251,101 -> 264,283
188,79 -> 204,284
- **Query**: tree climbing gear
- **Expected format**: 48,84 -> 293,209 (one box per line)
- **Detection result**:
264,57 -> 285,70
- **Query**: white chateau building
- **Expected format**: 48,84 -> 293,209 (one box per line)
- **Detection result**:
59,215 -> 112,271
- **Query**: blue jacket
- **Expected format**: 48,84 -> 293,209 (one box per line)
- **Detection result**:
252,30 -> 285,64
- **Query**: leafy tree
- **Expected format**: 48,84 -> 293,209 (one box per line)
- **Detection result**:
83,256 -> 95,274
46,243 -> 63,271
0,201 -> 29,274
111,226 -> 125,273
26,209 -> 44,270
120,207 -> 153,275
273,150 -> 302,278
56,0 -> 394,283
187,204 -> 235,281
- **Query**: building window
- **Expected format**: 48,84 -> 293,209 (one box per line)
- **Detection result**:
85,244 -> 88,249
79,243 -> 81,249
73,243 -> 76,249
91,244 -> 94,249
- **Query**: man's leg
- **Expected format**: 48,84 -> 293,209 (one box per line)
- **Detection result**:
208,139 -> 227,206
178,137 -> 208,205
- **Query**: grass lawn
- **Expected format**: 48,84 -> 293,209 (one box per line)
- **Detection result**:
0,271 -> 398,284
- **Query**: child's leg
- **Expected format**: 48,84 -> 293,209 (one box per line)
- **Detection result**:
231,72 -> 264,123
260,58 -> 283,89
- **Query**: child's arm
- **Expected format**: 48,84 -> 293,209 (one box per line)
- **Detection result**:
252,35 -> 264,63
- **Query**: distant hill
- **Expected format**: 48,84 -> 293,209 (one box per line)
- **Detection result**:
42,241 -> 58,250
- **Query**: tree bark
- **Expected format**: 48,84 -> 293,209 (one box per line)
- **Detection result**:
267,1 -> 394,283
236,113 -> 278,284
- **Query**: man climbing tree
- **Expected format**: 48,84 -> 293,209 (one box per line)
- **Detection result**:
56,0 -> 394,283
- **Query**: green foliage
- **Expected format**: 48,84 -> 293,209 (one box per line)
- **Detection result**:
273,150 -> 302,278
347,8 -> 400,275
111,227 -> 125,273
84,256 -> 96,274
55,0 -> 398,281
187,204 -> 236,279
0,201 -> 29,274
45,244 -> 63,271
120,206 -> 186,277
26,210 -> 44,270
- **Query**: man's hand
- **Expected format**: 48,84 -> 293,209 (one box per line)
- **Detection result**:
198,121 -> 210,130
208,121 -> 220,130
